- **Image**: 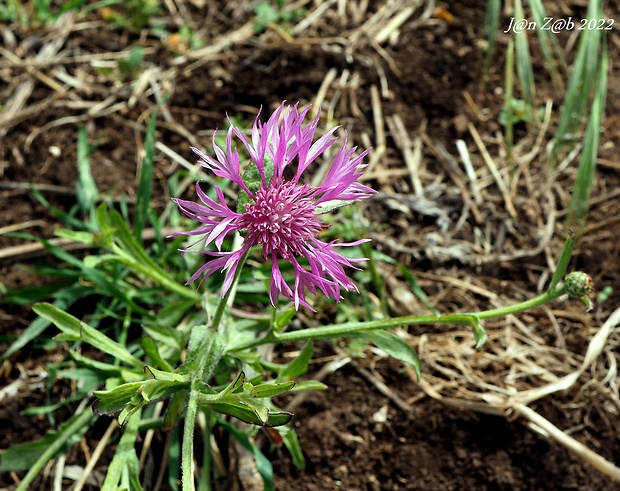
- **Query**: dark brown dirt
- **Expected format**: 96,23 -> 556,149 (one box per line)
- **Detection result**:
273,358 -> 616,491
2,1 -> 620,490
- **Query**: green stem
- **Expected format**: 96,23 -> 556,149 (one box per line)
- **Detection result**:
182,238 -> 249,491
472,286 -> 566,319
232,286 -> 568,350
271,313 -> 479,344
210,246 -> 250,334
182,386 -> 199,491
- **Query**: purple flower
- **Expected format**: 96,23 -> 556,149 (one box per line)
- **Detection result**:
171,103 -> 375,310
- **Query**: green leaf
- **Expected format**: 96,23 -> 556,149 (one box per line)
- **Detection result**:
107,209 -> 200,301
76,125 -> 99,221
33,302 -> 143,368
93,378 -> 189,424
471,319 -> 488,351
143,322 -> 186,353
279,341 -> 313,381
551,0 -> 604,162
566,41 -> 607,228
282,428 -> 305,470
314,199 -> 353,214
2,297 -> 73,361
93,381 -> 144,416
153,298 -> 197,329
361,330 -> 421,380
141,336 -> 174,372
101,410 -> 143,491
548,232 -> 575,290
94,376 -> 188,422
272,306 -> 296,333
54,228 -> 96,245
290,380 -> 327,392
483,0 -> 500,72
207,399 -> 292,427
68,350 -> 127,376
218,417 -> 275,491
513,0 -> 535,109
243,381 -> 296,399
134,105 -> 158,241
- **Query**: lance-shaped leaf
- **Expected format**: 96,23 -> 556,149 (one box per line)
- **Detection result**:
33,303 -> 143,368
206,399 -> 292,427
361,330 -> 421,380
94,370 -> 189,422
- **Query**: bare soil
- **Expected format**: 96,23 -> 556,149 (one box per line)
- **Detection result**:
2,1 -> 620,490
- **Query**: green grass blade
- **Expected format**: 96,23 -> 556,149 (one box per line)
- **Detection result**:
398,264 -> 438,314
513,0 -> 535,110
529,0 -> 566,88
134,107 -> 158,241
217,417 -> 275,491
33,302 -> 144,368
551,0 -> 603,162
30,185 -> 87,231
483,0 -> 500,72
108,209 -> 200,300
2,409 -> 94,490
566,42 -> 607,228
503,38 -> 515,162
1,295 -> 76,361
281,427 -> 305,470
548,232 -> 576,290
101,410 -> 143,491
76,125 -> 99,222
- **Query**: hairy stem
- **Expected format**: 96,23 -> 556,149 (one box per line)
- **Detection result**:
182,237 -> 248,491
182,387 -> 199,491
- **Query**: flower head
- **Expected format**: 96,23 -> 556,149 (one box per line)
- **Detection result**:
171,102 -> 375,309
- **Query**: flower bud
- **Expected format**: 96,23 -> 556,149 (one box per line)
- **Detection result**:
564,271 -> 593,298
